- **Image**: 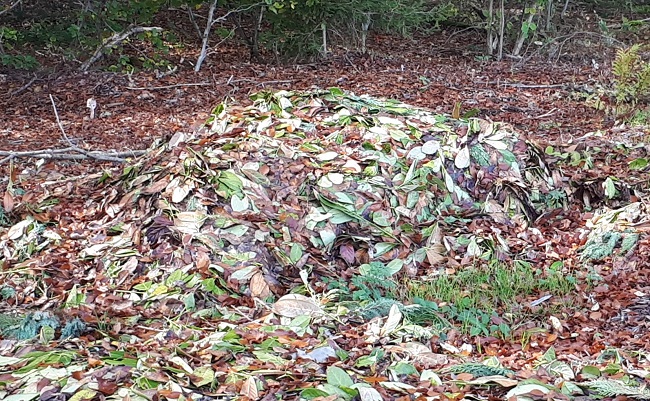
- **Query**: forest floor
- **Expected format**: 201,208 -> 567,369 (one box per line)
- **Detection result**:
1,26 -> 650,401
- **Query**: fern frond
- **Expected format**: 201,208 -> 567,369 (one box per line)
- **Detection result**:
612,44 -> 650,108
586,379 -> 650,399
443,362 -> 514,377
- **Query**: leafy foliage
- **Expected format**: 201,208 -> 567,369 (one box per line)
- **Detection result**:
257,0 -> 444,59
612,44 -> 650,111
0,311 -> 59,340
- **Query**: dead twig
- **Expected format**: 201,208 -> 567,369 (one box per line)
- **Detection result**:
0,0 -> 21,17
194,1 -> 264,71
8,74 -> 39,97
501,83 -> 567,89
126,82 -> 211,90
0,148 -> 146,165
50,94 -> 77,148
226,78 -> 294,87
0,150 -> 145,164
0,95 -> 147,165
532,108 -> 558,119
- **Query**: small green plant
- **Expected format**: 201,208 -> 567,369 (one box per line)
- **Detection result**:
612,44 -> 650,115
301,366 -> 377,400
324,262 -> 397,302
629,108 -> 650,126
406,260 -> 578,319
107,54 -> 133,72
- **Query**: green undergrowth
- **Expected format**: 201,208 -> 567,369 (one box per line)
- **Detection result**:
328,259 -> 583,338
407,260 -> 577,312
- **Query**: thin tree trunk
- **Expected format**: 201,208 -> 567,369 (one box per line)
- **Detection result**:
545,0 -> 553,31
487,0 -> 494,56
195,0 -> 219,72
250,5 -> 264,61
512,7 -> 535,56
497,0 -> 504,61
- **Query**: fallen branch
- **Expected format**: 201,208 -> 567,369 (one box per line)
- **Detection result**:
80,26 -> 163,72
126,82 -> 211,90
0,0 -> 21,17
0,95 -> 147,165
0,148 -> 146,164
7,74 -> 39,97
501,83 -> 567,89
0,146 -> 146,163
226,77 -> 294,87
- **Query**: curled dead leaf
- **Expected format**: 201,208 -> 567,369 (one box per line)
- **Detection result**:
273,294 -> 323,318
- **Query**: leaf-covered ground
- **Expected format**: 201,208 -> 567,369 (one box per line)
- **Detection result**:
1,31 -> 650,401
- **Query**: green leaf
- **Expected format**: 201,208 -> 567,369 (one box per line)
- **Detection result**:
390,362 -> 418,375
581,365 -> 602,379
385,258 -> 404,275
327,366 -> 354,388
253,351 -> 288,366
603,177 -> 617,199
373,242 -> 397,258
300,388 -> 330,399
540,346 -> 557,363
371,212 -> 391,227
356,354 -> 378,368
191,366 -> 215,387
629,157 -> 648,170
320,383 -> 356,399
184,293 -> 196,310
329,87 -> 345,96
290,243 -> 303,264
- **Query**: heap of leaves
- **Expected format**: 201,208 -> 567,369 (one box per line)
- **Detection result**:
3,87 -> 562,303
9,88 -> 650,400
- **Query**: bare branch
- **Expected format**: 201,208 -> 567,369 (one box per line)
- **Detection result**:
2,95 -> 149,165
194,2 -> 265,72
50,94 -> 78,149
0,148 -> 146,164
0,0 -> 21,17
126,82 -> 211,90
8,74 -> 38,97
80,26 -> 163,72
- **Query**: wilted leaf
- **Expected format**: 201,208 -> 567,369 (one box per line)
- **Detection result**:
3,190 -> 14,212
231,194 -> 250,212
380,304 -> 402,336
454,146 -> 470,168
339,244 -> 355,264
7,218 -> 32,240
467,375 -> 518,387
250,271 -> 271,298
421,140 -> 440,155
317,151 -> 339,161
358,386 -> 383,401
171,183 -> 191,203
240,376 -> 259,399
273,294 -> 322,317
506,383 -> 553,398
68,389 -> 98,401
